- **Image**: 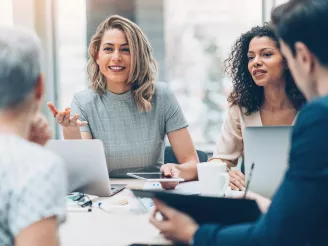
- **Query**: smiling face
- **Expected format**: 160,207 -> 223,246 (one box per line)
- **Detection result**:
247,36 -> 285,87
96,28 -> 131,87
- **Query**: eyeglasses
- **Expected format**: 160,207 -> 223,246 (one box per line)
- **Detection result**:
72,193 -> 93,207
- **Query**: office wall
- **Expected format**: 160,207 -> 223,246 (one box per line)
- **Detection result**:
11,0 -> 59,136
86,0 -> 136,46
135,0 -> 165,81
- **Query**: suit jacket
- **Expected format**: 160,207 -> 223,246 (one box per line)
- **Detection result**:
194,96 -> 328,246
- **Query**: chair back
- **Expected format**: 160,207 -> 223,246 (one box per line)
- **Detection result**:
164,146 -> 208,164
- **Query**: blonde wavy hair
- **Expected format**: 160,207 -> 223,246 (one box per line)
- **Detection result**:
87,15 -> 157,112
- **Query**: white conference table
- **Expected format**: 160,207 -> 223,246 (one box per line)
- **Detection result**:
60,179 -> 172,246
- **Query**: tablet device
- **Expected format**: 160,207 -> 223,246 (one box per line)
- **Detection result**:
131,189 -> 261,225
127,172 -> 184,182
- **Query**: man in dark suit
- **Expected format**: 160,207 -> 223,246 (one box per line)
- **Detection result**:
149,0 -> 328,245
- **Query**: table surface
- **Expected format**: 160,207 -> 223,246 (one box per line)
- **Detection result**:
60,179 -> 172,246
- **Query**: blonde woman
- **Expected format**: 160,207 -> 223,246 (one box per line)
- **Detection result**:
48,15 -> 198,188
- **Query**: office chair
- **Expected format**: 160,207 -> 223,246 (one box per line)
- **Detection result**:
164,146 -> 208,164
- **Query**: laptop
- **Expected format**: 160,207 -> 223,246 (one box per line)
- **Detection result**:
45,139 -> 125,197
244,126 -> 292,198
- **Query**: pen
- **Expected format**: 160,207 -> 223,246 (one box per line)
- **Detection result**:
97,201 -> 131,214
243,162 -> 255,199
98,202 -> 113,213
136,198 -> 148,212
67,207 -> 92,212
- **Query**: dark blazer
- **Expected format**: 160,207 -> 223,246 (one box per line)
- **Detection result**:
194,96 -> 328,246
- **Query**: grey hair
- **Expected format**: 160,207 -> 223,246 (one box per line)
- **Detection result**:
0,27 -> 42,110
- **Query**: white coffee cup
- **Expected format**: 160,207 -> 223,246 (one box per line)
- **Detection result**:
197,161 -> 229,197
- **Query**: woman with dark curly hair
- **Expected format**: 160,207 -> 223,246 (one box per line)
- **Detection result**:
209,23 -> 305,191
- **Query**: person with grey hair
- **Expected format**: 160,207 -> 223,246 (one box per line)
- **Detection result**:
0,27 -> 67,246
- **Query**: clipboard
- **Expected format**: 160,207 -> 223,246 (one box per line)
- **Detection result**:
132,189 -> 261,225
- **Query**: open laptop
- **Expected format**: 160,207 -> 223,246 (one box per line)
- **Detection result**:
244,126 -> 292,198
45,139 -> 125,197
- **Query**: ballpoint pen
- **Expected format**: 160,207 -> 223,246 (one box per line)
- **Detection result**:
243,162 -> 255,199
67,207 -> 92,212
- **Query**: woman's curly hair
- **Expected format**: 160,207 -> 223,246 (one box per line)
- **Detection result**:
225,23 -> 305,115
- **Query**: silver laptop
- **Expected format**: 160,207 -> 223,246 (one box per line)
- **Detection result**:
244,126 -> 292,198
45,139 -> 125,197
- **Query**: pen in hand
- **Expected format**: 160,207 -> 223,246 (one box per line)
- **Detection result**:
243,162 -> 255,199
